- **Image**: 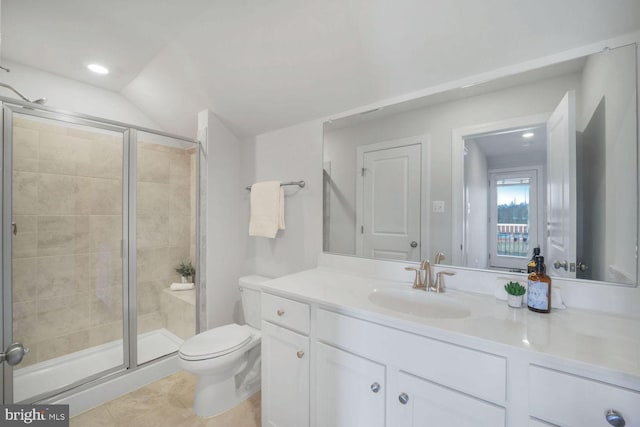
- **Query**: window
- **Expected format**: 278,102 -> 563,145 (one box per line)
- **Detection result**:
489,168 -> 541,270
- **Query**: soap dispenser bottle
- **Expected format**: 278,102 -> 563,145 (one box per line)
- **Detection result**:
527,255 -> 551,313
527,246 -> 541,273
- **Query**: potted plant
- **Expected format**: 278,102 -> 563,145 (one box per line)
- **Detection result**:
175,261 -> 196,283
504,281 -> 526,308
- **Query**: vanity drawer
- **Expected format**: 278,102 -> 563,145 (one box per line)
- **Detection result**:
262,292 -> 310,335
317,309 -> 506,404
529,365 -> 640,426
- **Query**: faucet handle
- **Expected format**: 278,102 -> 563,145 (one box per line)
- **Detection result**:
433,271 -> 455,293
405,266 -> 425,289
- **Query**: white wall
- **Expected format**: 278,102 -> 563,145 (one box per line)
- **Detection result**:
580,45 -> 637,283
245,120 -> 324,278
0,60 -> 160,129
199,110 -> 247,328
324,72 -> 582,260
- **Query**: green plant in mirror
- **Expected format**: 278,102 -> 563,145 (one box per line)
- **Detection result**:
175,261 -> 195,277
504,281 -> 526,296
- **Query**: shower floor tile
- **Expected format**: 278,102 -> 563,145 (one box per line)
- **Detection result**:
70,371 -> 261,427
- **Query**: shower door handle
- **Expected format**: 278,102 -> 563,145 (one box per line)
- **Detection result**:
1,342 -> 29,366
11,222 -> 17,235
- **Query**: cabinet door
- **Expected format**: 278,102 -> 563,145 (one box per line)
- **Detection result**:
262,321 -> 310,427
393,372 -> 505,427
315,342 -> 386,427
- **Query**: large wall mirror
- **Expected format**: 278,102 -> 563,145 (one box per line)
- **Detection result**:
323,43 -> 638,286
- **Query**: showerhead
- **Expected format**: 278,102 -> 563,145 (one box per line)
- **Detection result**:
0,82 -> 46,105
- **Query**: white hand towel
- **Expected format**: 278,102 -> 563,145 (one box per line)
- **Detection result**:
170,282 -> 194,291
249,181 -> 285,238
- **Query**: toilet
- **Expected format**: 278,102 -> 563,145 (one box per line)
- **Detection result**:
179,275 -> 269,417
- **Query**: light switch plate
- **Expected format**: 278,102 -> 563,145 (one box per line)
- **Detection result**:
432,201 -> 445,213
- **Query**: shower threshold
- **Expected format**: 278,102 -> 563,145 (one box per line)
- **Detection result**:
13,328 -> 183,403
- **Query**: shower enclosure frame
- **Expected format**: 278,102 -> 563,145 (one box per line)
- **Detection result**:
0,96 -> 202,404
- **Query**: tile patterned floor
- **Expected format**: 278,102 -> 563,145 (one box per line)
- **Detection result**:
70,371 -> 261,427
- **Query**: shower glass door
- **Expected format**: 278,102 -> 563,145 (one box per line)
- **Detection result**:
134,131 -> 196,365
2,106 -> 129,403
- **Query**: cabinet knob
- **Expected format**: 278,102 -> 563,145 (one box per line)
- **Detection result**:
276,309 -> 285,316
605,410 -> 625,427
370,382 -> 381,393
398,393 -> 409,405
296,350 -> 304,359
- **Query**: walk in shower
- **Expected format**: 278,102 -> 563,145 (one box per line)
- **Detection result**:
0,97 -> 201,404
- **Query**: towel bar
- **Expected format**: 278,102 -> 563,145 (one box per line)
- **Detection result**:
245,181 -> 305,191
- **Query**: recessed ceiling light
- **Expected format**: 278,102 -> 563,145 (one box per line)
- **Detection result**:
522,132 -> 535,139
87,63 -> 109,75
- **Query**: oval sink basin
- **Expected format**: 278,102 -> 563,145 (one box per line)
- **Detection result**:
368,288 -> 471,319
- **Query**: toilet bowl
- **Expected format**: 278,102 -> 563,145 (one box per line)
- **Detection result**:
179,275 -> 269,417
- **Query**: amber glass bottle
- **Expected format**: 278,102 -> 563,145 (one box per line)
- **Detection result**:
527,246 -> 541,273
527,255 -> 551,313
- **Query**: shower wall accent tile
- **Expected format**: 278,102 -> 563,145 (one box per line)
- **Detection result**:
138,147 -> 171,183
37,215 -> 91,256
13,126 -> 39,159
89,216 -> 122,253
37,329 -> 92,362
88,320 -> 123,347
12,171 -> 39,214
12,215 -> 37,258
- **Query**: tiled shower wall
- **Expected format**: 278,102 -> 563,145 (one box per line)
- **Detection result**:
12,117 -> 124,367
11,118 -> 195,368
136,140 -> 196,340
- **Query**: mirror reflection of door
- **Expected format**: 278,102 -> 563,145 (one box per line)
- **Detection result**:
356,140 -> 422,261
546,91 -> 577,278
463,123 -> 546,271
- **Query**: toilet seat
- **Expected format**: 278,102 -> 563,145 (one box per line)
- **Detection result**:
179,324 -> 252,361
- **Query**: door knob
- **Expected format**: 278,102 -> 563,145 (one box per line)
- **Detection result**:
296,350 -> 304,359
410,241 -> 418,248
370,382 -> 381,393
1,342 -> 29,366
605,409 -> 625,426
276,309 -> 285,316
398,393 -> 409,405
553,260 -> 568,271
577,262 -> 589,272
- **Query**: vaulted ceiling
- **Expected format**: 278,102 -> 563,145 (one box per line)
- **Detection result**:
2,0 -> 640,138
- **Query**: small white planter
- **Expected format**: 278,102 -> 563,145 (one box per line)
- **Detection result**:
507,294 -> 523,308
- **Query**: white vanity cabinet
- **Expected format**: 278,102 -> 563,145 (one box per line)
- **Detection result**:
528,365 -> 640,427
394,371 -> 505,427
315,342 -> 386,427
260,286 -> 640,427
314,308 -> 507,427
261,293 -> 311,427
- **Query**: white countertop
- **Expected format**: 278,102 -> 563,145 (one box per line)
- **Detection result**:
261,267 -> 640,379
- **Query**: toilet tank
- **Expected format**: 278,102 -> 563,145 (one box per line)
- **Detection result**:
239,275 -> 270,329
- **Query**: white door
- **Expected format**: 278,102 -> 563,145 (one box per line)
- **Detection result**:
315,343 -> 386,427
393,372 -> 505,427
261,321 -> 310,427
546,91 -> 576,278
357,143 -> 422,261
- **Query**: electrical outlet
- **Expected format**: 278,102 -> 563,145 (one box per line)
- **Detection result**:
432,201 -> 445,213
